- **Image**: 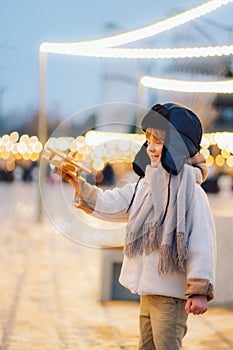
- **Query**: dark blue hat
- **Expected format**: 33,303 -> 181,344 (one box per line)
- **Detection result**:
133,102 -> 203,176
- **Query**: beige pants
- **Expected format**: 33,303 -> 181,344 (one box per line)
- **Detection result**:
139,295 -> 188,350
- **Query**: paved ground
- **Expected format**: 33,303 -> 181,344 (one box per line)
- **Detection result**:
0,217 -> 233,350
0,182 -> 233,349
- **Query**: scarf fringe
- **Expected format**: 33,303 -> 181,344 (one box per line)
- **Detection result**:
176,232 -> 188,271
124,227 -> 188,274
124,221 -> 159,258
158,245 -> 174,274
158,232 -> 188,274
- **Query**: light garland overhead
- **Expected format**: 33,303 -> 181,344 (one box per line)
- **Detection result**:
40,44 -> 233,59
40,0 -> 233,56
38,1 -> 233,128
141,76 -> 233,93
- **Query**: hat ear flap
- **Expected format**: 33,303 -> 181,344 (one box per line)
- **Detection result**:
161,147 -> 179,175
132,141 -> 150,177
161,134 -> 200,175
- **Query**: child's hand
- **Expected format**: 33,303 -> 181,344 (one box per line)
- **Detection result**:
52,167 -> 72,182
52,167 -> 81,195
185,295 -> 208,315
68,176 -> 81,195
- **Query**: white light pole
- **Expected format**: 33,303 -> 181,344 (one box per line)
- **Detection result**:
37,49 -> 48,222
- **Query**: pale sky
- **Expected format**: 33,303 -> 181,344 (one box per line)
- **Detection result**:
1,0 -> 233,123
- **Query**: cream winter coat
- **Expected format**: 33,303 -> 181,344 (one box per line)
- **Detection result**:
73,165 -> 216,301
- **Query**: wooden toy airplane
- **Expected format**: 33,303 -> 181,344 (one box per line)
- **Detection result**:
43,146 -> 92,180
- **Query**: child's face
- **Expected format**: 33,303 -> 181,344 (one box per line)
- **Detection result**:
146,128 -> 164,168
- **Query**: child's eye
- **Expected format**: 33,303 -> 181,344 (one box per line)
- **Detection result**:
146,135 -> 163,145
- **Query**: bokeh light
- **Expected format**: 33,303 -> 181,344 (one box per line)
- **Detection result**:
1,131 -> 233,174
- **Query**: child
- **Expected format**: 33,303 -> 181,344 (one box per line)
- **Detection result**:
54,102 -> 216,350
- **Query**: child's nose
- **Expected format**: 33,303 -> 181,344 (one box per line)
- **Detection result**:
148,142 -> 156,151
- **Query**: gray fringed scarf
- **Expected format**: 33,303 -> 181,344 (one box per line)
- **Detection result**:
124,154 -> 207,274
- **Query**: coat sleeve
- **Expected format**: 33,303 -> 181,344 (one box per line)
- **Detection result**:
185,185 -> 217,301
72,176 -> 136,222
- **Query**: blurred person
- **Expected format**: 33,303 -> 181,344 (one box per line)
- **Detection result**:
201,164 -> 219,193
0,159 -> 14,182
54,103 -> 216,350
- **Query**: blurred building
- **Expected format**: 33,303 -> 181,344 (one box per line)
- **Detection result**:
97,22 -> 152,132
209,66 -> 233,133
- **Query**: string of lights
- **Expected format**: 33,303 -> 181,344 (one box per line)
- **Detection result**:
40,0 -> 233,55
1,132 -> 233,171
0,132 -> 43,171
140,76 -> 233,93
40,43 -> 233,59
